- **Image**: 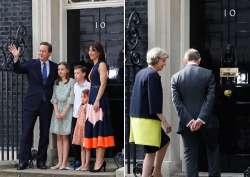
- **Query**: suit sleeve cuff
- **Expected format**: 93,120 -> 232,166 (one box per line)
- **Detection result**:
186,119 -> 194,127
198,118 -> 205,124
13,58 -> 19,63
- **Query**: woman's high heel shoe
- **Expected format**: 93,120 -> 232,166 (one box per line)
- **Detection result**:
90,161 -> 106,172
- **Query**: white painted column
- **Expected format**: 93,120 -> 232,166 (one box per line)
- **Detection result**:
59,0 -> 67,62
148,0 -> 158,49
179,0 -> 190,172
51,0 -> 61,63
32,0 -> 62,63
32,0 -> 63,166
32,0 -> 52,59
180,0 -> 190,65
148,0 -> 184,176
32,0 -> 51,166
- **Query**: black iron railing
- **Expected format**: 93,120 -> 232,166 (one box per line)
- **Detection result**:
0,70 -> 25,160
0,25 -> 28,70
125,9 -> 146,176
0,25 -> 29,160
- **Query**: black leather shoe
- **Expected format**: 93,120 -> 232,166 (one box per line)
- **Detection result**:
17,162 -> 29,170
90,161 -> 106,172
37,162 -> 48,169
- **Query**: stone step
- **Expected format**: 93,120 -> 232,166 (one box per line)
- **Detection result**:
0,160 -> 124,177
172,172 -> 244,177
0,168 -> 116,177
126,172 -> 244,177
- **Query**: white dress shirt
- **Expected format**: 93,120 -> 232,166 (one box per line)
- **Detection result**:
73,80 -> 91,118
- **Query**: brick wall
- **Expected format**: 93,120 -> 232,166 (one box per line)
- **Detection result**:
0,0 -> 32,160
0,0 -> 32,59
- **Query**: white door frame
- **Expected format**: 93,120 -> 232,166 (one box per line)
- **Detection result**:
65,0 -> 124,10
32,0 -> 124,165
32,0 -> 124,63
61,0 -> 124,62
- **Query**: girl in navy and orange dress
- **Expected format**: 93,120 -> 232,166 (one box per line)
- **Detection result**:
72,89 -> 90,171
83,42 -> 115,172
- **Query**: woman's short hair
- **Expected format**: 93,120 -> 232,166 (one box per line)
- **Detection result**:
146,47 -> 168,65
184,48 -> 201,61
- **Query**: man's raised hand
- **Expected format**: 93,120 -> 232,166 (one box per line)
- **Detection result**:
8,44 -> 21,60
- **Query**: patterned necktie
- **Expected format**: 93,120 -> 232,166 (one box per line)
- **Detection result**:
42,62 -> 47,84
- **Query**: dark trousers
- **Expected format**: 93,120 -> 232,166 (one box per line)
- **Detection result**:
70,117 -> 81,161
19,101 -> 53,164
181,128 -> 221,177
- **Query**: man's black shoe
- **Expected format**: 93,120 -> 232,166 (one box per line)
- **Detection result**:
17,162 -> 29,170
37,162 -> 48,169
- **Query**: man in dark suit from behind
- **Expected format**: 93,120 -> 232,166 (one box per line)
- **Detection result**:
171,48 -> 220,177
9,42 -> 58,170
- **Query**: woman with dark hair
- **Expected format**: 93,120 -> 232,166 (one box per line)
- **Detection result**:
83,42 -> 115,172
50,62 -> 75,170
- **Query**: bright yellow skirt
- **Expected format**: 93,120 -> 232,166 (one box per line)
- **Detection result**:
129,117 -> 161,147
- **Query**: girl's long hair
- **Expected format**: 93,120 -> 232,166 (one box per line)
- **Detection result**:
56,62 -> 70,85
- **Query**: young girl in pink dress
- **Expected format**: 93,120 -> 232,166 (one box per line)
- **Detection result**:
72,89 -> 90,171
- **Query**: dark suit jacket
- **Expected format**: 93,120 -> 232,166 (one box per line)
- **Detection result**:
171,64 -> 219,133
13,59 -> 58,111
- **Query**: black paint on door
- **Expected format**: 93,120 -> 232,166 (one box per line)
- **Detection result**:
191,0 -> 250,172
67,7 -> 124,156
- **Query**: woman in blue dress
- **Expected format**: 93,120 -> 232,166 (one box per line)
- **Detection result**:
129,47 -> 172,177
50,62 -> 74,170
83,42 -> 115,172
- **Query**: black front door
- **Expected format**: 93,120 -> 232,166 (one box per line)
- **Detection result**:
67,7 -> 124,156
191,0 -> 250,172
